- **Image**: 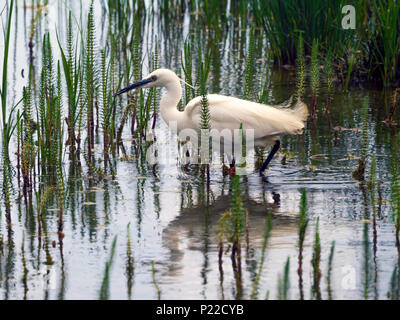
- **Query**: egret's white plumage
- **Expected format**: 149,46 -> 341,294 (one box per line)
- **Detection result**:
116,68 -> 309,174
135,68 -> 309,146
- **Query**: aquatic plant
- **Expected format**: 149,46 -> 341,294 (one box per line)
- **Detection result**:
151,38 -> 159,130
310,39 -> 319,117
126,223 -> 134,299
1,0 -> 16,225
244,26 -> 255,100
385,88 -> 399,124
311,217 -> 321,300
298,189 -> 308,300
296,33 -> 305,102
181,37 -> 194,106
85,1 -> 96,164
390,136 -> 400,247
324,50 -> 333,114
327,241 -> 335,300
152,260 -> 162,300
57,12 -> 80,165
252,0 -> 400,86
387,265 -> 399,300
99,236 -> 117,300
250,212 -> 272,299
258,54 -> 271,104
352,97 -> 368,181
277,257 -> 290,300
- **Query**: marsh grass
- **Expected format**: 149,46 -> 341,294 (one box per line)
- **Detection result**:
352,97 -> 368,181
277,257 -> 290,300
250,211 -> 272,300
99,236 -> 117,300
1,0 -> 16,225
244,26 -> 255,100
296,33 -> 305,102
126,223 -> 134,300
385,88 -> 399,125
324,51 -> 333,114
311,217 -> 321,300
152,260 -> 162,300
298,189 -> 308,300
253,0 -> 400,86
310,39 -> 319,117
327,241 -> 335,300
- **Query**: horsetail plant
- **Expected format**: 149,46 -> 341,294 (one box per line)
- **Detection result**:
99,236 -> 118,300
327,241 -> 336,300
385,88 -> 399,125
85,1 -> 97,164
298,189 -> 308,300
151,38 -> 159,130
244,26 -> 255,100
277,257 -> 290,300
181,37 -> 194,106
1,0 -> 16,225
310,39 -> 319,117
311,217 -> 322,300
296,33 -> 305,102
352,97 -> 368,181
250,211 -> 272,300
57,11 -> 80,165
325,50 -> 333,114
152,260 -> 162,300
198,47 -> 212,177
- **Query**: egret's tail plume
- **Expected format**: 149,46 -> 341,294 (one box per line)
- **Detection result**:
293,100 -> 309,122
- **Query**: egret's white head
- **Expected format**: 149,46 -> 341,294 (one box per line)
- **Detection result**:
114,68 -> 179,96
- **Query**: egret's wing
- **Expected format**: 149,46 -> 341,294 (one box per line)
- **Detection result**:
186,94 -> 308,137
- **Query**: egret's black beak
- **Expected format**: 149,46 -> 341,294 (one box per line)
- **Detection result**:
114,78 -> 153,96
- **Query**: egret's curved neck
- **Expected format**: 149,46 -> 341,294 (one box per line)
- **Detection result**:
160,77 -> 185,132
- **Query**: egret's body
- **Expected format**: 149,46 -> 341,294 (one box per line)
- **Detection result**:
116,68 -> 308,175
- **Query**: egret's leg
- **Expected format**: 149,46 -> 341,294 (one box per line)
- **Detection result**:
259,140 -> 280,175
226,154 -> 236,176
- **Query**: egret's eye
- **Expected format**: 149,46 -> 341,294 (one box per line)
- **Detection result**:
151,75 -> 157,81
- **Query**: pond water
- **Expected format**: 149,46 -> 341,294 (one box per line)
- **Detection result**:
0,1 -> 399,300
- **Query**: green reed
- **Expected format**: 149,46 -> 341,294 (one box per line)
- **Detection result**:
352,97 -> 368,181
296,33 -> 305,102
126,223 -> 134,299
344,52 -> 355,92
311,217 -> 321,300
182,37 -> 194,106
298,189 -> 308,300
37,33 -> 64,187
253,0 -> 399,86
385,88 -> 399,124
1,0 -> 16,224
100,49 -> 111,169
310,39 -> 319,116
57,12 -> 80,165
151,38 -> 159,130
258,51 -> 272,104
277,257 -> 290,300
390,136 -> 400,245
250,212 -> 272,300
244,26 -> 255,100
388,265 -> 399,300
327,241 -> 335,300
85,1 -> 96,163
324,50 -> 333,114
99,236 -> 117,300
364,0 -> 400,86
152,260 -> 162,300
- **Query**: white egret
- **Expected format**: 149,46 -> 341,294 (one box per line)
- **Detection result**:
115,68 -> 308,175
